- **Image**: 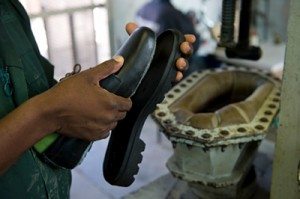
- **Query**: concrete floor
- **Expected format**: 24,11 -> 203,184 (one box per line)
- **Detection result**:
70,116 -> 276,199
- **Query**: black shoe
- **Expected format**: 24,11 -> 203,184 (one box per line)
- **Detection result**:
103,29 -> 185,186
100,27 -> 156,97
37,27 -> 156,169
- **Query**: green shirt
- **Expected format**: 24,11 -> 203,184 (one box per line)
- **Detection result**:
0,0 -> 71,198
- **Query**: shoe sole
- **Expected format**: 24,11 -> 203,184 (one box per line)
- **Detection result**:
103,30 -> 185,186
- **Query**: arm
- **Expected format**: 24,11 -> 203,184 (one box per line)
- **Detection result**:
0,57 -> 131,174
0,94 -> 57,174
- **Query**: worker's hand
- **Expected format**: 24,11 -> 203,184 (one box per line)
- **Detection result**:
40,56 -> 132,141
125,22 -> 196,81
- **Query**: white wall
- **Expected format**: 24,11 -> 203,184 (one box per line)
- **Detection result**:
107,0 -> 148,54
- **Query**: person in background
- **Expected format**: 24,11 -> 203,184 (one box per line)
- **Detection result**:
136,0 -> 201,75
0,0 -> 195,198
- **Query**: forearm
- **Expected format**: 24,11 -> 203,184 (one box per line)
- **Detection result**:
0,94 -> 57,174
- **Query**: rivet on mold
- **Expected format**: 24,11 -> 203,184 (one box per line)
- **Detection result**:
186,79 -> 193,83
259,117 -> 269,123
255,125 -> 265,131
237,127 -> 247,133
220,130 -> 230,136
268,104 -> 276,109
180,83 -> 187,88
186,130 -> 195,136
174,88 -> 181,93
264,110 -> 273,116
157,112 -> 166,117
167,94 -> 174,98
201,133 -> 212,139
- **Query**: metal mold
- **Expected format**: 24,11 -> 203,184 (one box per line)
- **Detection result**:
152,67 -> 281,198
153,67 -> 280,148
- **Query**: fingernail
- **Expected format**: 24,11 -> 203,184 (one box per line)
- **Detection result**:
113,55 -> 124,63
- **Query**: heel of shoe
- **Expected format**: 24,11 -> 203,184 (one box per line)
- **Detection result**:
105,138 -> 146,186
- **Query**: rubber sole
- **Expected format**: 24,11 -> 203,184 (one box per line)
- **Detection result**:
103,30 -> 185,186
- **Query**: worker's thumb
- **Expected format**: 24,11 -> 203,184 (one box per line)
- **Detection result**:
91,55 -> 124,82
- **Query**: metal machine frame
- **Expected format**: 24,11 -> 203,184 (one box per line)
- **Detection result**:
270,0 -> 300,197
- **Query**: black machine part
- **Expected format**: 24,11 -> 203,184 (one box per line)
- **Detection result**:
219,0 -> 262,60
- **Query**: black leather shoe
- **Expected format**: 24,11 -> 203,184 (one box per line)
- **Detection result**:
37,27 -> 156,169
103,29 -> 185,186
100,27 -> 156,97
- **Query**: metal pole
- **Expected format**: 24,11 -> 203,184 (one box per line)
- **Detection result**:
237,0 -> 252,48
271,0 -> 300,198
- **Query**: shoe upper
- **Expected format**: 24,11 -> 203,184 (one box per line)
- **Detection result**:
100,27 -> 156,97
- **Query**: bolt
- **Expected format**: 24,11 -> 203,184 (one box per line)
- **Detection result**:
186,144 -> 193,150
172,141 -> 177,148
221,145 -> 226,152
203,147 -> 209,153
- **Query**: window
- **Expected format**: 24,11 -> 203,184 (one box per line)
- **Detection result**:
20,0 -> 110,80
